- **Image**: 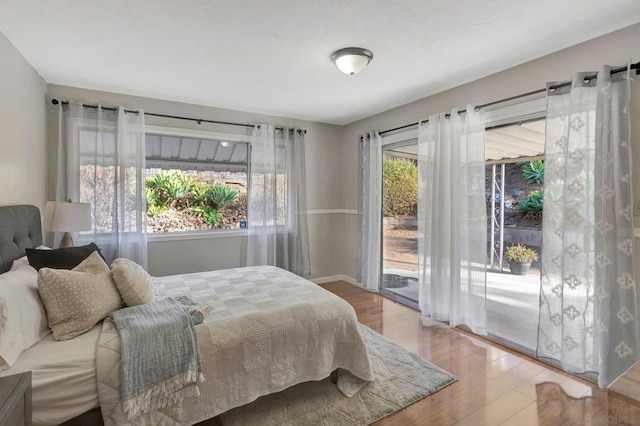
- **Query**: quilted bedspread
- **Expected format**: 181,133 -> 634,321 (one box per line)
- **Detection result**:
97,266 -> 374,425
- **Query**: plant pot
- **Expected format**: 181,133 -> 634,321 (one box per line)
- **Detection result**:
509,261 -> 531,275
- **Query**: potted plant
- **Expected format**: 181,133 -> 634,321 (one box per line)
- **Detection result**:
505,244 -> 539,275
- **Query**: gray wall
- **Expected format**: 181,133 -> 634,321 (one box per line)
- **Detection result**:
0,32 -> 47,211
45,85 -> 344,278
5,22 -> 640,283
338,22 -> 640,280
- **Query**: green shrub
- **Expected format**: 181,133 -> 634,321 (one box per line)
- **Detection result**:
190,205 -> 223,226
516,190 -> 543,217
145,170 -> 238,226
209,184 -> 237,210
522,160 -> 544,184
383,158 -> 417,217
145,171 -> 197,210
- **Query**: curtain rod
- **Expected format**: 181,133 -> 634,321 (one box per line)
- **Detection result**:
50,99 -> 307,134
379,62 -> 639,136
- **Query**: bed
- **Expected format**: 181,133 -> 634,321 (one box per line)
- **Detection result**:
0,205 -> 374,425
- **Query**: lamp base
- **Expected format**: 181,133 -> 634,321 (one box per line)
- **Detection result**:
59,232 -> 75,248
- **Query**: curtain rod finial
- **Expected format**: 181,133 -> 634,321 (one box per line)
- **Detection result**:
51,99 -> 59,105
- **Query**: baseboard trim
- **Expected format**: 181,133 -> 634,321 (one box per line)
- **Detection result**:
311,274 -> 360,286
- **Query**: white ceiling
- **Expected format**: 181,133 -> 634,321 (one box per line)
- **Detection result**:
1,1 -> 639,125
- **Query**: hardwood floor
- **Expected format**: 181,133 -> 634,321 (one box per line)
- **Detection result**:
320,281 -> 640,425
611,361 -> 640,403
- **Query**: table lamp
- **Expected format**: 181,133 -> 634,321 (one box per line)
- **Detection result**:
43,201 -> 91,248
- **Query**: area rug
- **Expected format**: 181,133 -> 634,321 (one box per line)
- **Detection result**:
219,324 -> 457,426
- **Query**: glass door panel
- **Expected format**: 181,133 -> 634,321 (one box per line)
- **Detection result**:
485,119 -> 545,353
381,141 -> 418,307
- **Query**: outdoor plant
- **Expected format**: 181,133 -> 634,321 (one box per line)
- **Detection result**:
383,158 -> 417,217
190,205 -> 223,226
146,187 -> 169,217
522,160 -> 544,185
516,190 -> 543,217
209,184 -> 238,210
145,170 -> 239,227
505,244 -> 539,263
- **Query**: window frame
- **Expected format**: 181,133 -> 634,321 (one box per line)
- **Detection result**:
143,125 -> 251,239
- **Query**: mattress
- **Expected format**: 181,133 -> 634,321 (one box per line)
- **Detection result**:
0,324 -> 101,425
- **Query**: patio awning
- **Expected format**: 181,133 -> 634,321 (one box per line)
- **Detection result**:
485,120 -> 545,162
145,134 -> 249,172
384,119 -> 546,163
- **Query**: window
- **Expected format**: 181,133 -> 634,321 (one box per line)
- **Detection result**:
144,128 -> 249,233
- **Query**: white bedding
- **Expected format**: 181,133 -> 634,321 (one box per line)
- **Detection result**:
97,266 -> 374,425
0,324 -> 101,425
0,265 -> 372,426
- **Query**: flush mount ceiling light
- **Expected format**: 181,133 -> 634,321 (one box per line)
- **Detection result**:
331,47 -> 373,75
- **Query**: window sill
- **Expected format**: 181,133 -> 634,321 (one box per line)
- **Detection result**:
147,229 -> 247,243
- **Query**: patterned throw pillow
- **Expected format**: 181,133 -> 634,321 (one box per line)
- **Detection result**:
110,258 -> 154,306
38,251 -> 123,341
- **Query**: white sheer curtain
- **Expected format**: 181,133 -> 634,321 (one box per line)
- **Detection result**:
56,102 -> 147,268
246,124 -> 310,276
417,107 -> 488,334
538,65 -> 639,387
357,132 -> 382,291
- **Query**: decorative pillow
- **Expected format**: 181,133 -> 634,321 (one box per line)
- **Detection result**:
10,245 -> 52,271
110,258 -> 154,307
0,263 -> 50,370
26,242 -> 104,271
38,251 -> 123,341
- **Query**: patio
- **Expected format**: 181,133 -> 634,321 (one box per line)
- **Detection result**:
383,228 -> 540,352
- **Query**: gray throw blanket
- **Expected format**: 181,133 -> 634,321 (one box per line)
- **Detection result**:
109,296 -> 205,420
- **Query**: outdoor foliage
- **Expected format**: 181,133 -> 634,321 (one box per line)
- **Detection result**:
383,158 -> 417,217
505,243 -> 539,263
145,171 -> 238,226
516,190 -> 543,217
522,160 -> 544,184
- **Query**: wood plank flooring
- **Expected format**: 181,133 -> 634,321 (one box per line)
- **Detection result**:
320,280 -> 640,425
611,361 -> 640,403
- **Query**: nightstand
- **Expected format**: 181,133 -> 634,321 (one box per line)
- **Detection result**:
0,372 -> 32,426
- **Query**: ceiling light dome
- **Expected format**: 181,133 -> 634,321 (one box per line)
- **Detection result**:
331,47 -> 373,75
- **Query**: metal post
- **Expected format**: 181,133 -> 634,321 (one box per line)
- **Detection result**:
498,163 -> 506,270
490,164 -> 496,268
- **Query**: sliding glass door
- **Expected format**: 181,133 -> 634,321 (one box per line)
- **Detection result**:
378,116 -> 545,356
380,140 -> 419,308
484,119 -> 545,354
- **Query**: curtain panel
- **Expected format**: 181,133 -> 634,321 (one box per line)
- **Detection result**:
538,65 -> 639,387
55,102 -> 147,268
417,107 -> 488,334
246,124 -> 311,277
357,132 -> 383,291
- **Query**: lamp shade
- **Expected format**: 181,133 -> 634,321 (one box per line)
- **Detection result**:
331,47 -> 373,75
43,201 -> 91,232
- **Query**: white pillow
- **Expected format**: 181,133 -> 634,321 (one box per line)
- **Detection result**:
110,258 -> 154,306
10,245 -> 52,271
0,263 -> 51,370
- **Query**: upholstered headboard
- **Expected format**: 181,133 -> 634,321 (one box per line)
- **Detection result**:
0,205 -> 43,273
